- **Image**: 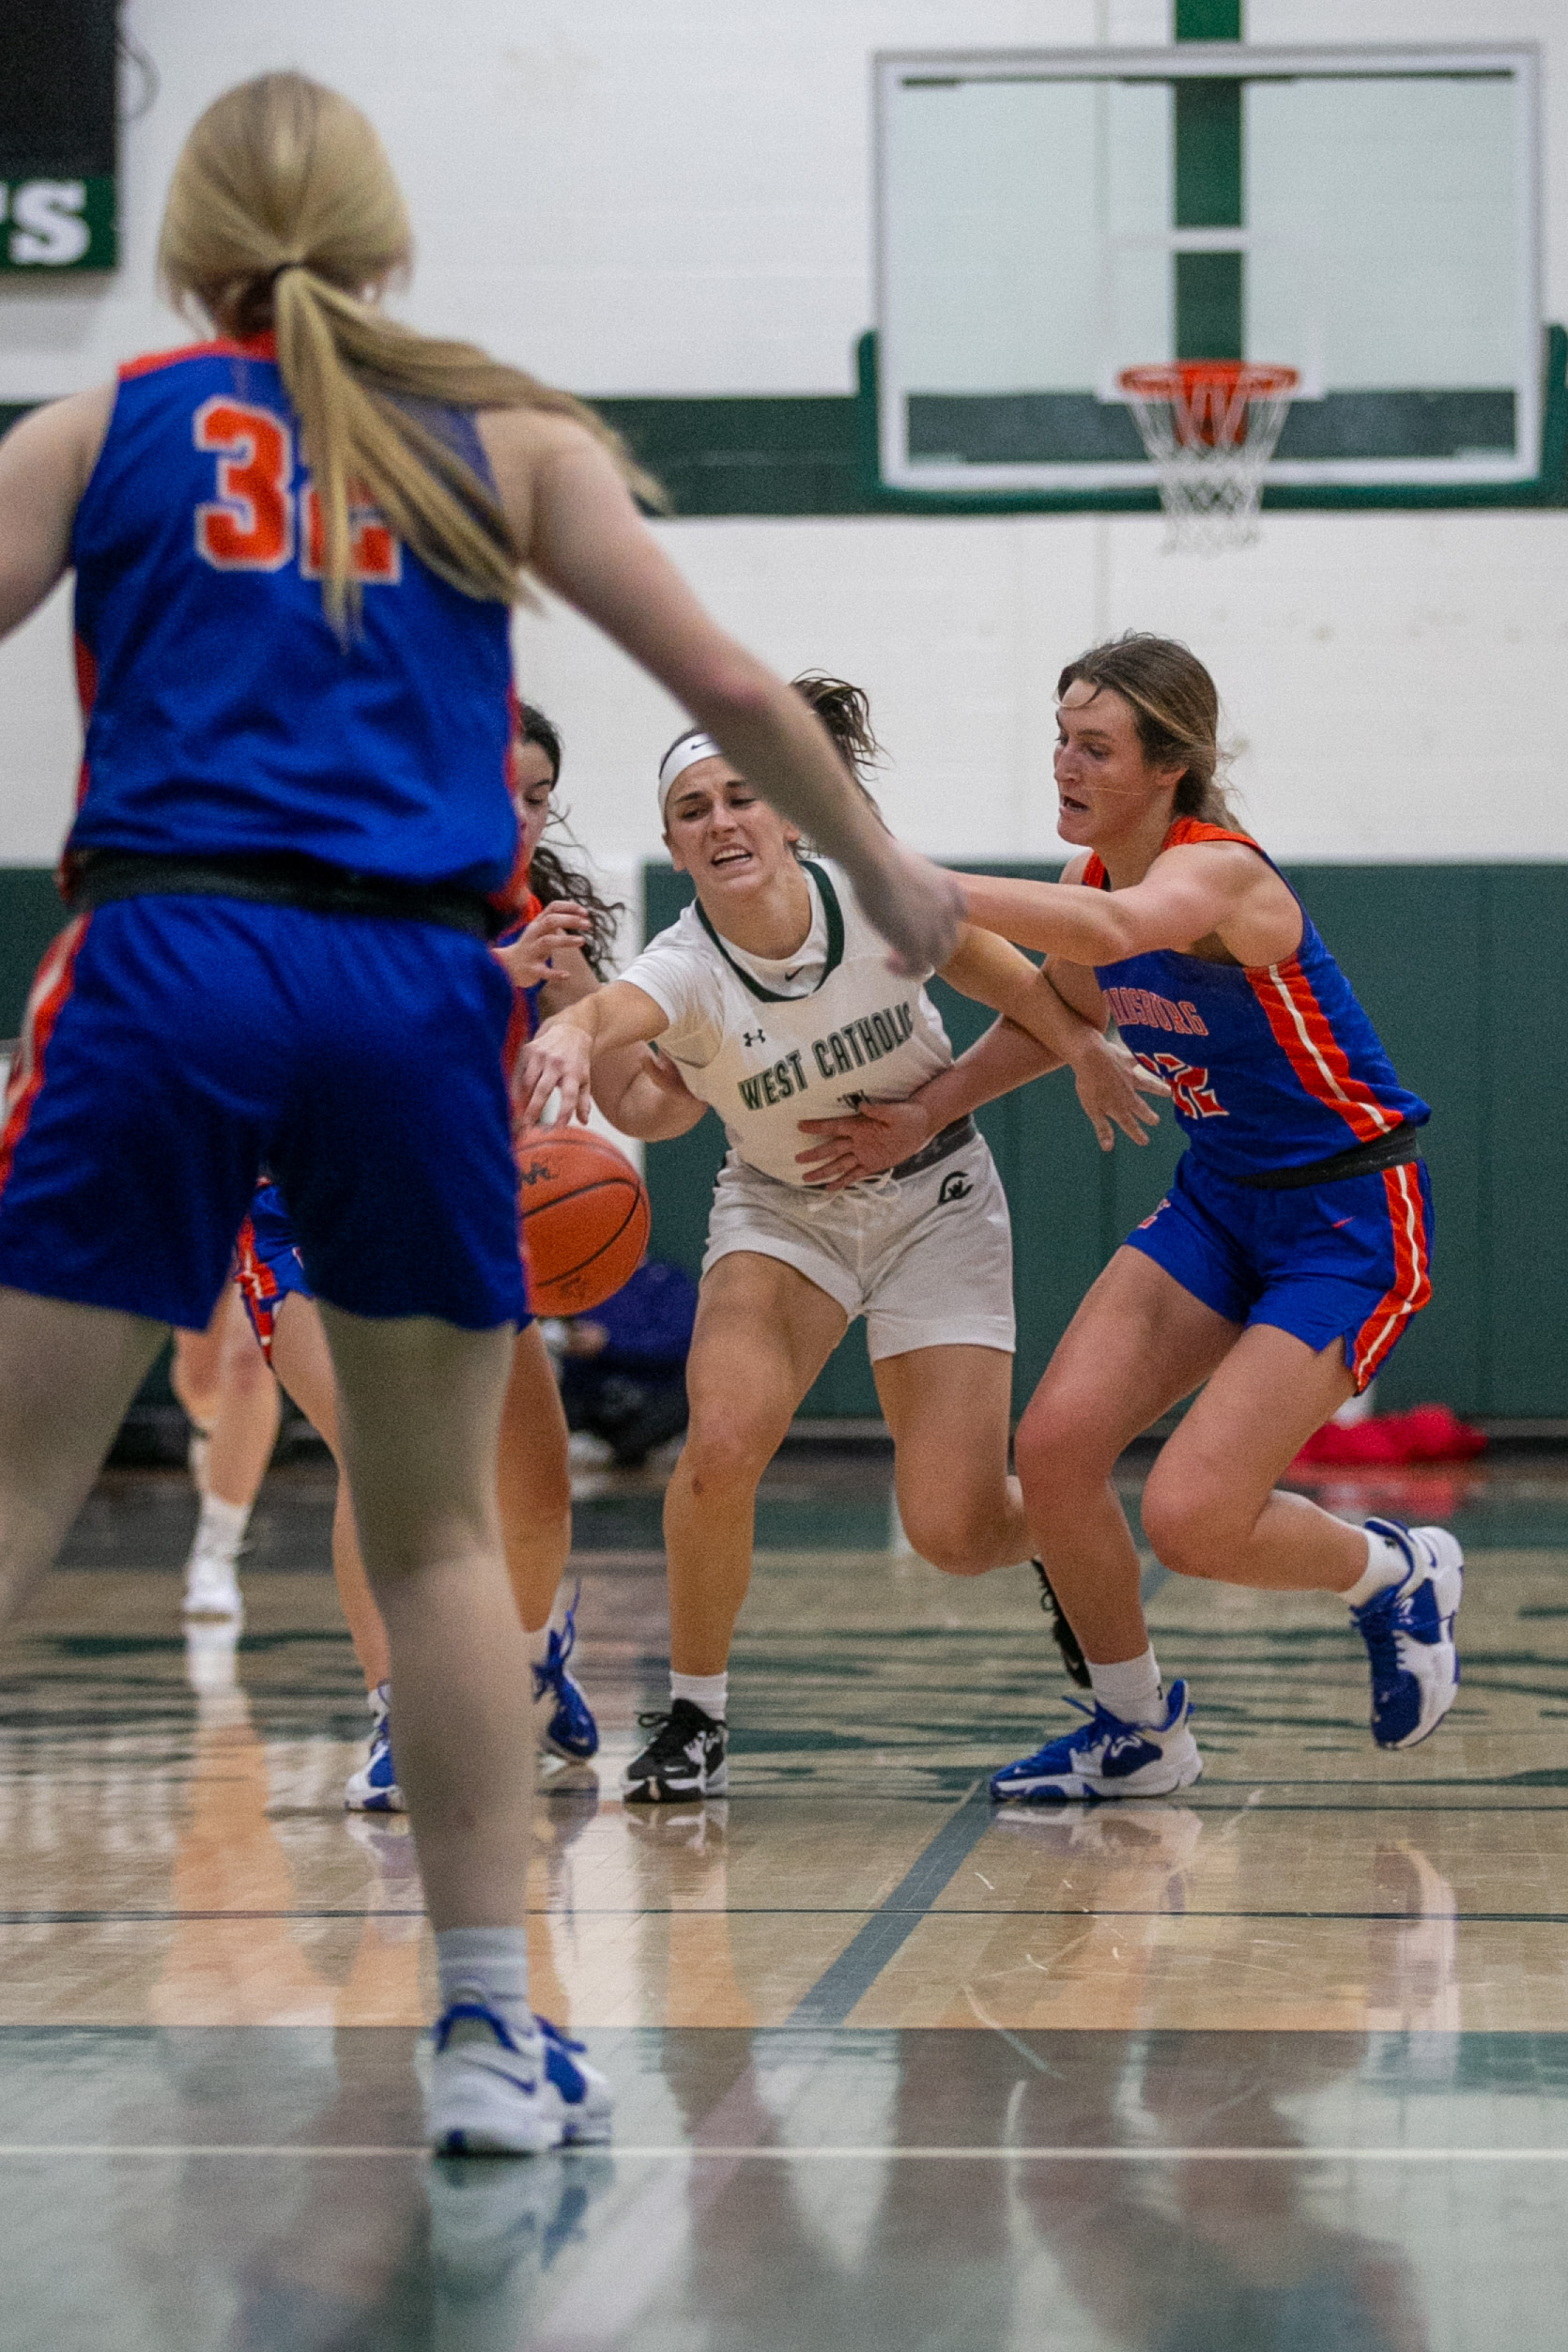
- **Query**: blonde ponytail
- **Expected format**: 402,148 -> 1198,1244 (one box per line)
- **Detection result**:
158,72 -> 659,628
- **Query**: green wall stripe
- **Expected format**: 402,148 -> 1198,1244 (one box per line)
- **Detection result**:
854,329 -> 1568,516
1176,0 -> 1244,37
641,859 -> 1567,1421
6,328 -> 1564,518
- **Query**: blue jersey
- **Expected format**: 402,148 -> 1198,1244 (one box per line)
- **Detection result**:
66,337 -> 517,892
1086,819 -> 1428,1177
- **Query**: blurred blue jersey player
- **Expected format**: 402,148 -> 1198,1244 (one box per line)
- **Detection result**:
233,706 -> 615,1808
0,72 -> 959,2158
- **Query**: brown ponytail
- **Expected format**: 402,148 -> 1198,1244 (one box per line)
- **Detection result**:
790,672 -> 886,825
158,72 -> 660,629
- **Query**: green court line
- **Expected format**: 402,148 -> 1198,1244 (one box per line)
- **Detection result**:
786,1785 -> 995,2025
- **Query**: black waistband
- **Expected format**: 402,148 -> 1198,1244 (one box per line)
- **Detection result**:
67,851 -> 500,940
892,1115 -> 977,1181
1233,1121 -> 1425,1191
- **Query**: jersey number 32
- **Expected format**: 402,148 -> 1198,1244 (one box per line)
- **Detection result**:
192,399 -> 402,585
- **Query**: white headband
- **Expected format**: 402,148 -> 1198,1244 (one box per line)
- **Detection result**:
657,731 -> 723,818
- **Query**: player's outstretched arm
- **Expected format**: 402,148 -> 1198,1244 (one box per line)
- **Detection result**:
959,841 -> 1299,966
481,410 -> 963,976
0,388 -> 115,639
936,928 -> 1163,1150
519,980 -> 669,1128
796,1018 -> 1058,1191
593,1047 -> 709,1145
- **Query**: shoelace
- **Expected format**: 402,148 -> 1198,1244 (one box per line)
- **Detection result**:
1037,1694 -> 1169,1764
533,1582 -> 583,1696
554,1581 -> 581,1668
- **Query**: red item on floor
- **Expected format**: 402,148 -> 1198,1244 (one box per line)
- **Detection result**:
1291,1404 -> 1487,1469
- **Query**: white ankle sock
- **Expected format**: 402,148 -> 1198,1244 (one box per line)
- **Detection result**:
436,1927 -> 530,2037
192,1493 -> 250,1565
527,1592 -> 573,1672
1343,1526 -> 1409,1609
368,1679 -> 391,1723
670,1669 -> 728,1722
1087,1650 -> 1164,1728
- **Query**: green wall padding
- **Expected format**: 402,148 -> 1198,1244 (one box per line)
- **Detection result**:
642,860 -> 1559,1420
0,868 -> 69,1037
0,856 -> 1549,1418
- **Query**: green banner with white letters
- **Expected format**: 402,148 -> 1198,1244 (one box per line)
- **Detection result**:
0,173 -> 114,270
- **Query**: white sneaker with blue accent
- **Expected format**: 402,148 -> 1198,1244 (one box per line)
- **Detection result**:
428,2002 -> 613,2156
990,1680 -> 1203,1805
1352,1518 -> 1463,1750
534,2014 -> 613,2144
345,1683 -> 405,1813
532,1589 -> 599,1762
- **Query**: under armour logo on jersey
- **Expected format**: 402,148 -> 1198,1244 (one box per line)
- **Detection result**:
938,1171 -> 973,1204
1136,1052 -> 1227,1120
743,1028 -> 767,1048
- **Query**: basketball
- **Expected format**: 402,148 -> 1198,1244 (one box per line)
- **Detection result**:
515,1126 -> 652,1315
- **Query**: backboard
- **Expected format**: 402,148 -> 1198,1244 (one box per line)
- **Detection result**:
873,46 -> 1541,499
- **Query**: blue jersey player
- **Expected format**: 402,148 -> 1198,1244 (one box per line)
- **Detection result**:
0,71 -> 961,2157
236,705 -> 624,1808
805,634 -> 1460,1804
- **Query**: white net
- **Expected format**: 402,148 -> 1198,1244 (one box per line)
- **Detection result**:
1118,363 -> 1299,554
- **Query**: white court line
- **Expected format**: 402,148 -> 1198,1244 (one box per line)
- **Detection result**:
1,2144 -> 1568,2162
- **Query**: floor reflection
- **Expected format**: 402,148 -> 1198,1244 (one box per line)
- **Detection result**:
2,1453 -> 1568,2344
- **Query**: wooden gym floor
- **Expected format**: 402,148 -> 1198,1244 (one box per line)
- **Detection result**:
4,1446 -> 1568,2348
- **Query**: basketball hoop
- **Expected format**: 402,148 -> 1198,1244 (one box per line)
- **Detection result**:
1118,362 -> 1299,553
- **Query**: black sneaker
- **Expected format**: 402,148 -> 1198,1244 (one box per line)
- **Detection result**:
1032,1560 -> 1092,1689
622,1699 -> 728,1803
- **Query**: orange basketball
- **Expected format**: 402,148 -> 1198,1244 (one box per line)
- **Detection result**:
515,1126 -> 652,1316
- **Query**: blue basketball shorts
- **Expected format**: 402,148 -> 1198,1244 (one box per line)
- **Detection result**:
0,896 -> 528,1333
235,1171 -> 535,1359
234,1179 -> 313,1361
1124,1148 -> 1434,1391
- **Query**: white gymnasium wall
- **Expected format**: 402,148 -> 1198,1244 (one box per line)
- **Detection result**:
0,0 -> 1564,871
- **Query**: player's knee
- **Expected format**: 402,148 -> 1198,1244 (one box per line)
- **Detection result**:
223,1343 -> 273,1398
680,1411 -> 776,1497
1014,1401 -> 1118,1504
900,1498 -> 992,1576
1139,1472 -> 1236,1579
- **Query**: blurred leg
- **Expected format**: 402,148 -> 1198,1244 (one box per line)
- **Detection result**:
203,1285 -> 281,1508
317,1305 -> 527,1930
0,1287 -> 166,1622
496,1323 -> 572,1635
170,1304 -> 226,1437
269,1293 -> 390,1691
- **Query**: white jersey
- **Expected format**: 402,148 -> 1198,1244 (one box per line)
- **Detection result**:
622,860 -> 954,1187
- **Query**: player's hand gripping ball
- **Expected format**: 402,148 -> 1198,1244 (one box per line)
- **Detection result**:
515,1128 -> 652,1315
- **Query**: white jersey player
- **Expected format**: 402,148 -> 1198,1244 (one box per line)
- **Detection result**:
518,675 -> 1163,1801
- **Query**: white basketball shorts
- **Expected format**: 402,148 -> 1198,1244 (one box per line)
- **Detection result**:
701,1130 -> 1014,1359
